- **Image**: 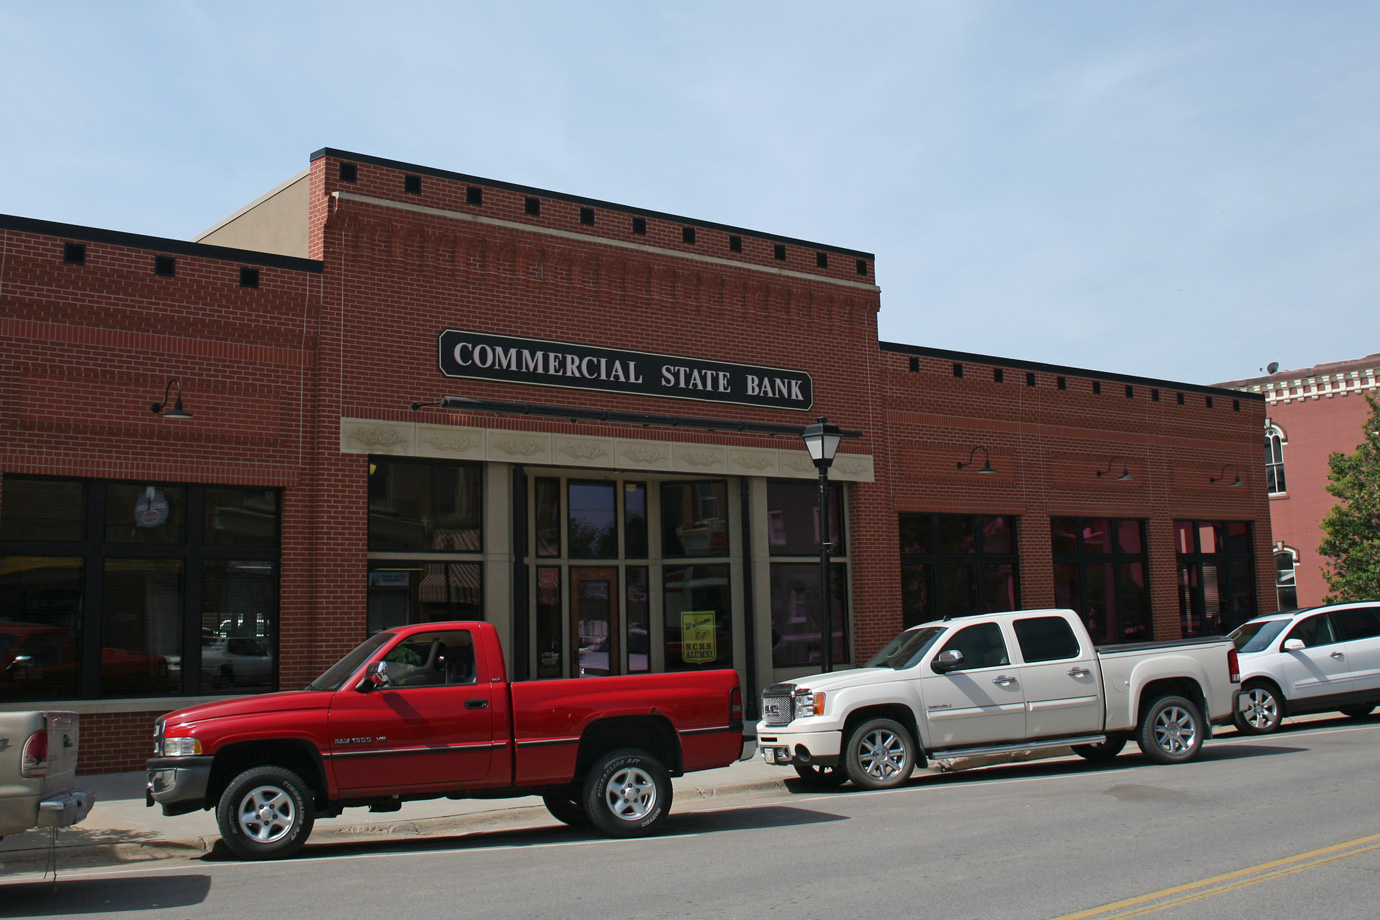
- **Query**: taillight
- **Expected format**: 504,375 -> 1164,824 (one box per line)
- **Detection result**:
730,686 -> 743,721
21,729 -> 49,778
1228,647 -> 1241,684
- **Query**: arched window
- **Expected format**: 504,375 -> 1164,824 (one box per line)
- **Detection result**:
1274,548 -> 1298,609
1265,426 -> 1287,494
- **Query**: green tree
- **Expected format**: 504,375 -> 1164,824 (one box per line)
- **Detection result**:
1319,392 -> 1380,602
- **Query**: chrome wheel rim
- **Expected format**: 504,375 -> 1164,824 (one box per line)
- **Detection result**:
1241,688 -> 1279,730
1153,705 -> 1198,755
236,784 -> 296,844
603,766 -> 656,821
858,728 -> 908,780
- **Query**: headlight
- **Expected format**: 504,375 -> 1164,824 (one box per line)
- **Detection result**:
162,736 -> 203,757
794,691 -> 825,720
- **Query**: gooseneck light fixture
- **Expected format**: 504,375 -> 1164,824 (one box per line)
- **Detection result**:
956,446 -> 995,474
150,379 -> 193,420
1210,464 -> 1243,486
801,417 -> 844,673
1096,456 -> 1132,481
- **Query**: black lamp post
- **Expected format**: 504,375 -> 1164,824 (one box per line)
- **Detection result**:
801,417 -> 842,672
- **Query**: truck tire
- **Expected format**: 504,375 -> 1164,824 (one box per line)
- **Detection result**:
1137,695 -> 1204,764
792,763 -> 849,788
542,790 -> 590,826
1234,681 -> 1283,735
582,748 -> 673,838
843,718 -> 916,790
216,765 -> 316,860
1071,737 -> 1126,763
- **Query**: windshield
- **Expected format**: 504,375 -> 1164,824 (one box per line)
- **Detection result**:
1228,618 -> 1291,654
305,632 -> 392,691
866,626 -> 947,670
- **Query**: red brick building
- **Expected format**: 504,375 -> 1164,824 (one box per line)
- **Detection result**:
1220,356 -> 1380,608
1,148 -> 1270,772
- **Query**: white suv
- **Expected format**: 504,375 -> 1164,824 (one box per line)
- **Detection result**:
1228,601 -> 1380,734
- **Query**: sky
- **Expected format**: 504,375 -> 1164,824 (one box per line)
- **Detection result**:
2,1 -> 1377,387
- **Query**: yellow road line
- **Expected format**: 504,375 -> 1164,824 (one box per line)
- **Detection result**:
1048,832 -> 1380,920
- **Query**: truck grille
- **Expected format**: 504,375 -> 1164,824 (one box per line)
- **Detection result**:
761,688 -> 795,725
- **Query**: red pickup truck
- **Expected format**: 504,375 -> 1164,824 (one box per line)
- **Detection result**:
147,621 -> 744,859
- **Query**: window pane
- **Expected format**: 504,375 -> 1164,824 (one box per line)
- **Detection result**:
626,567 -> 649,673
1334,609 -> 1380,641
1050,518 -> 1078,556
1225,522 -> 1251,554
536,566 -> 563,678
368,460 -> 481,552
106,484 -> 186,545
568,482 -> 616,558
1053,562 -> 1081,613
1174,521 -> 1194,554
663,563 -> 733,670
1014,616 -> 1081,662
205,488 -> 279,546
661,482 -> 728,557
624,483 -> 648,558
0,557 -> 83,700
0,479 -> 86,541
535,478 -> 560,557
899,514 -> 932,556
1084,562 -> 1116,645
1227,558 -> 1255,630
101,558 -> 181,696
900,564 -> 933,630
1082,519 -> 1112,553
366,561 -> 482,633
1117,520 -> 1144,554
938,622 -> 1009,669
201,561 -> 277,694
573,568 -> 615,677
980,516 -> 1013,555
1120,563 -> 1150,642
937,564 -> 977,618
769,562 -> 847,667
937,516 -> 975,555
979,563 -> 1017,612
767,481 -> 843,556
1198,522 -> 1221,555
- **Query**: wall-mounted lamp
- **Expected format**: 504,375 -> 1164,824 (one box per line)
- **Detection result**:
1096,456 -> 1132,481
1210,464 -> 1242,487
956,446 -> 995,473
150,378 -> 193,419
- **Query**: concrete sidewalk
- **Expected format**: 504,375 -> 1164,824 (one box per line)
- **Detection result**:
0,754 -> 790,872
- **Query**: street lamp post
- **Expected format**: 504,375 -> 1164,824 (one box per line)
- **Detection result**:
801,417 -> 842,672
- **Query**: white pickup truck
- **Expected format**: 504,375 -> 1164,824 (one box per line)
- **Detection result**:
0,711 -> 94,841
757,608 -> 1240,789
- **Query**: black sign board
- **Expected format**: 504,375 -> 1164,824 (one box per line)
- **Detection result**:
437,330 -> 813,411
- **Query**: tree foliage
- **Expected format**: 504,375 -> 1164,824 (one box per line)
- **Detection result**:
1319,392 -> 1380,602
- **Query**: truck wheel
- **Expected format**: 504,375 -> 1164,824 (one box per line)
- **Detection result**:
843,718 -> 916,790
216,765 -> 316,860
1071,737 -> 1126,763
792,763 -> 849,788
1234,682 -> 1283,735
1137,695 -> 1203,764
582,748 -> 673,838
542,790 -> 590,826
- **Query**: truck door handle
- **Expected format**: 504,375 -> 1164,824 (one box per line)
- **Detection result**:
465,699 -> 489,709
992,676 -> 1016,686
1068,667 -> 1091,677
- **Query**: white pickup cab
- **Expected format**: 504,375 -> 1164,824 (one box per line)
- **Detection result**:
757,608 -> 1241,789
0,711 -> 93,840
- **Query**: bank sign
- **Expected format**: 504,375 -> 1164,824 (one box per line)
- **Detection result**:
437,330 -> 813,411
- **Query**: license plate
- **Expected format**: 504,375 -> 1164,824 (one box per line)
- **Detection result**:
762,747 -> 777,764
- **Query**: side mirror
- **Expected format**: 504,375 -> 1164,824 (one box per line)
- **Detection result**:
931,649 -> 965,674
6,654 -> 34,675
1283,638 -> 1306,652
356,661 -> 390,692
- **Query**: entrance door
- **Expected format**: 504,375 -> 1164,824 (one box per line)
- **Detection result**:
572,567 -> 619,678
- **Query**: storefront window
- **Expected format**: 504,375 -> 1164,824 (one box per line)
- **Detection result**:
624,483 -> 648,559
368,458 -> 481,552
1176,519 -> 1256,637
662,481 -> 729,557
626,566 -> 649,673
1051,517 -> 1150,644
0,477 -> 281,702
765,480 -> 844,556
535,478 -> 561,557
663,563 -> 732,671
535,566 -> 563,678
899,513 -> 1020,628
769,562 -> 848,667
367,562 -> 482,633
569,481 -> 617,558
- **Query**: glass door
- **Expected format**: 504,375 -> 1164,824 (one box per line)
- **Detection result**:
572,567 -> 618,678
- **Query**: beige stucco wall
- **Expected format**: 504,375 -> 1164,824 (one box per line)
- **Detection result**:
194,170 -> 310,258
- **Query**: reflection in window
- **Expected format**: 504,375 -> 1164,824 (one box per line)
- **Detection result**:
205,489 -> 279,546
1265,427 -> 1287,494
765,480 -> 844,555
769,562 -> 848,667
105,484 -> 186,545
1051,517 -> 1150,645
624,483 -> 648,559
0,557 -> 83,700
662,481 -> 728,557
663,563 -> 732,670
535,478 -> 560,557
1274,549 -> 1298,610
898,514 -> 1020,629
1176,519 -> 1256,637
201,561 -> 277,694
0,478 -> 86,542
366,562 -> 482,633
368,459 -> 481,552
535,566 -> 563,679
568,482 -> 617,558
101,559 -> 181,696
626,566 -> 649,673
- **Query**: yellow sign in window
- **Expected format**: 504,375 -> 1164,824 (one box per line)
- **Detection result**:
680,611 -> 717,664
